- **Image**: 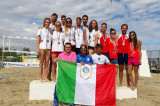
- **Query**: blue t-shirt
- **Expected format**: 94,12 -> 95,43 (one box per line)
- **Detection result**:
77,53 -> 93,64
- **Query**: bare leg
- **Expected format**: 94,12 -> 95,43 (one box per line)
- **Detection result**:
125,65 -> 130,87
89,49 -> 94,55
134,65 -> 139,89
128,64 -> 134,90
115,64 -> 119,77
48,55 -> 52,81
51,54 -> 58,82
39,50 -> 45,82
119,64 -> 124,87
44,50 -> 51,82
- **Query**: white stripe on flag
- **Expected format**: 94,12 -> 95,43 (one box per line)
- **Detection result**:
74,64 -> 97,105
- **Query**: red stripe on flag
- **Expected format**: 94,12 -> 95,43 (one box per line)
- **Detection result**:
95,64 -> 116,106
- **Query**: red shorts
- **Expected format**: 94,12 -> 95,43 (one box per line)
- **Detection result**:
128,57 -> 139,66
51,52 -> 62,55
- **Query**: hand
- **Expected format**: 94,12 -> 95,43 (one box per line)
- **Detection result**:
89,63 -> 92,65
53,58 -> 58,63
116,35 -> 120,39
137,40 -> 142,45
73,39 -> 76,42
80,62 -> 85,65
139,60 -> 141,65
40,40 -> 43,43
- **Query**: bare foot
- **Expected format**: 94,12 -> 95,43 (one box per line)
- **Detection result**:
131,86 -> 136,90
40,79 -> 43,82
127,85 -> 131,88
118,84 -> 122,87
45,79 -> 50,82
53,78 -> 56,82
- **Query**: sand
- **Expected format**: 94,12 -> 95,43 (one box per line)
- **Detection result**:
0,67 -> 160,106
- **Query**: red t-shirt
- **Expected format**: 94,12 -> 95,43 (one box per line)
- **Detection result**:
128,43 -> 140,59
108,38 -> 118,59
118,35 -> 129,53
100,34 -> 109,53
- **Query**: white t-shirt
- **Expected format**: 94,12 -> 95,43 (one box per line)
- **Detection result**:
75,27 -> 84,48
64,27 -> 75,45
51,31 -> 65,52
50,24 -> 56,31
37,28 -> 52,49
91,53 -> 110,65
89,29 -> 98,47
61,25 -> 65,32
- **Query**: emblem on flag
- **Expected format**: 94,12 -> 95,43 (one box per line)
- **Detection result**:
80,65 -> 92,79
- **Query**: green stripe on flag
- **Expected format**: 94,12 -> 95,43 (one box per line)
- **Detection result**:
56,59 -> 77,103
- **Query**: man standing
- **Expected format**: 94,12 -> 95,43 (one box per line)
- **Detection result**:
50,13 -> 58,31
75,17 -> 88,54
92,44 -> 111,65
117,24 -> 130,87
61,15 -> 66,32
77,44 -> 93,65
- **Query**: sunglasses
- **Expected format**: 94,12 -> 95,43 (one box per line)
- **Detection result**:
66,21 -> 72,23
111,33 -> 116,34
56,25 -> 61,27
65,47 -> 71,48
131,33 -> 135,36
81,48 -> 86,50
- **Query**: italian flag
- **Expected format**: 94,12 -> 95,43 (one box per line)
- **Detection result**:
56,59 -> 116,106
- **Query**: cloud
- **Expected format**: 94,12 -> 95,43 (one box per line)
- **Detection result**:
0,0 -> 159,51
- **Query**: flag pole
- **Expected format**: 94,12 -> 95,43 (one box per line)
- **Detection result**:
110,0 -> 112,29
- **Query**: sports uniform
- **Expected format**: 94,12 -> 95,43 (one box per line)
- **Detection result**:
117,34 -> 129,65
91,53 -> 110,65
37,28 -> 52,50
88,29 -> 98,50
51,31 -> 65,54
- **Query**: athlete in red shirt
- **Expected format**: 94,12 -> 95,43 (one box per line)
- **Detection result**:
128,31 -> 141,90
108,28 -> 118,73
94,23 -> 110,59
117,24 -> 130,87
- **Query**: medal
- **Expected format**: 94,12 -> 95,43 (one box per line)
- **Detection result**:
122,42 -> 125,46
104,43 -> 106,46
122,35 -> 126,46
58,42 -> 60,44
47,40 -> 49,42
113,49 -> 115,51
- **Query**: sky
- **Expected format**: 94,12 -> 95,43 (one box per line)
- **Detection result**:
0,0 -> 160,52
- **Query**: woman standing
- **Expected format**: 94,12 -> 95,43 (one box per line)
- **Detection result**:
37,18 -> 51,82
64,17 -> 76,52
51,21 -> 65,82
128,31 -> 141,90
108,28 -> 118,73
88,20 -> 98,55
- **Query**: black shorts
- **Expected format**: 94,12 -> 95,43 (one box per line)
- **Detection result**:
118,53 -> 128,65
88,46 -> 94,50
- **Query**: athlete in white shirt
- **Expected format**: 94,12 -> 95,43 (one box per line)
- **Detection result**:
50,21 -> 65,82
64,17 -> 76,52
92,44 -> 111,65
88,20 -> 99,55
61,15 -> 66,32
75,17 -> 88,54
37,18 -> 52,82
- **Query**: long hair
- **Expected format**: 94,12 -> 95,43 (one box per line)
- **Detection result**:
89,20 -> 98,32
65,17 -> 72,35
129,31 -> 138,50
43,18 -> 50,27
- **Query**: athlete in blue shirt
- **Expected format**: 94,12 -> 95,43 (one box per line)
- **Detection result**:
77,44 -> 93,65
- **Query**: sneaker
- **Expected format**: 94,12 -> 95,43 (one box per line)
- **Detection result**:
53,99 -> 58,106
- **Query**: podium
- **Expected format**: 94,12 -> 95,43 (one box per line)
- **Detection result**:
29,80 -> 56,100
29,80 -> 137,100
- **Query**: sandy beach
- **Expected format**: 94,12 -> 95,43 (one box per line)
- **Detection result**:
0,67 -> 160,106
